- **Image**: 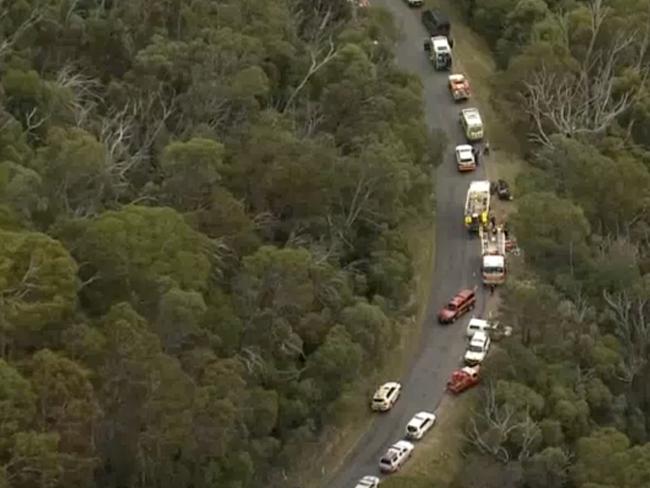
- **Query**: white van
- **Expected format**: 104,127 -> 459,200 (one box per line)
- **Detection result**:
460,107 -> 484,141
466,318 -> 490,338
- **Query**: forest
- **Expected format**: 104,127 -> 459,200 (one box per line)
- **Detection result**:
451,0 -> 650,487
0,1 -> 439,487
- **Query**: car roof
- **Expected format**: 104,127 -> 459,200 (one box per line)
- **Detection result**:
356,476 -> 379,487
484,255 -> 505,266
412,411 -> 435,421
456,144 -> 473,152
470,331 -> 488,342
376,382 -> 400,395
468,318 -> 489,327
462,108 -> 481,121
394,440 -> 414,450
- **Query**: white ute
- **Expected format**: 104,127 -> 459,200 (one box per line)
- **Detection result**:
405,411 -> 437,440
355,475 -> 380,488
464,330 -> 491,365
371,382 -> 402,411
379,440 -> 415,473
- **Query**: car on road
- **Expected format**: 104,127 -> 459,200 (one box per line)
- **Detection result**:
460,107 -> 484,141
421,9 -> 451,40
371,382 -> 402,411
379,440 -> 415,473
405,411 -> 437,440
449,74 -> 470,101
355,475 -> 380,488
466,317 -> 490,338
455,144 -> 476,172
464,330 -> 491,365
437,288 -> 476,324
447,365 -> 481,394
404,0 -> 424,7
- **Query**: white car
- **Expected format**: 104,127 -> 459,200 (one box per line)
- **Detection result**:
405,0 -> 424,6
379,440 -> 415,473
355,475 -> 380,488
405,411 -> 437,440
455,144 -> 476,172
466,317 -> 490,338
371,382 -> 402,411
464,330 -> 491,365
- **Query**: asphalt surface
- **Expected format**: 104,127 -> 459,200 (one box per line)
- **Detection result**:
322,2 -> 488,487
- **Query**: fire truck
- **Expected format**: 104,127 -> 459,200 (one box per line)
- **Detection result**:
464,180 -> 490,233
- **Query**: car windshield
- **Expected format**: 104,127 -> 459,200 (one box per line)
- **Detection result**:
469,344 -> 483,353
407,425 -> 417,432
446,303 -> 457,311
484,266 -> 504,273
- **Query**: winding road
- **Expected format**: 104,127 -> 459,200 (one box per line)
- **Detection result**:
323,2 -> 488,487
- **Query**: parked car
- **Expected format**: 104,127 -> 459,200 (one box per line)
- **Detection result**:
447,365 -> 480,394
371,382 -> 402,411
449,74 -> 471,101
355,475 -> 380,488
466,317 -> 490,338
421,9 -> 451,40
455,144 -> 476,172
404,0 -> 424,6
379,440 -> 415,473
405,411 -> 437,440
464,331 -> 491,365
437,288 -> 476,324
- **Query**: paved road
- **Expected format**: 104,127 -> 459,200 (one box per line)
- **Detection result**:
323,2 -> 488,487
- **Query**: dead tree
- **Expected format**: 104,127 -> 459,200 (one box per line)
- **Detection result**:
283,37 -> 338,113
464,383 -> 540,463
523,0 -> 648,148
0,1 -> 42,60
603,289 -> 650,383
54,64 -> 103,127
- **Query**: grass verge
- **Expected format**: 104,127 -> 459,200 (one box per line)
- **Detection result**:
286,218 -> 436,488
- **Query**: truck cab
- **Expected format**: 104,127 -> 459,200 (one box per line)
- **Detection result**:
424,36 -> 452,70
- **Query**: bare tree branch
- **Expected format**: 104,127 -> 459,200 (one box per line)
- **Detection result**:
0,1 -> 42,60
283,37 -> 338,112
603,289 -> 650,383
523,0 -> 648,147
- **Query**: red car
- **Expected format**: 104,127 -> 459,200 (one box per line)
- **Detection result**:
437,288 -> 476,324
447,366 -> 480,394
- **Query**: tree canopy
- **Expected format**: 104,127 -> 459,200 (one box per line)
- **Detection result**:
0,1 -> 440,487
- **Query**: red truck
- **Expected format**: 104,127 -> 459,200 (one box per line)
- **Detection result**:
437,287 -> 476,324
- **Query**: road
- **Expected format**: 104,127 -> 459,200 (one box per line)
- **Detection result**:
323,2 -> 488,487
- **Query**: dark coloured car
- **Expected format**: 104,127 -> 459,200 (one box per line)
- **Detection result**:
421,9 -> 451,38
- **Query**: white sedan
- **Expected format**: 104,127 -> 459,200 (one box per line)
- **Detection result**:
355,475 -> 380,488
405,411 -> 437,440
455,144 -> 476,172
